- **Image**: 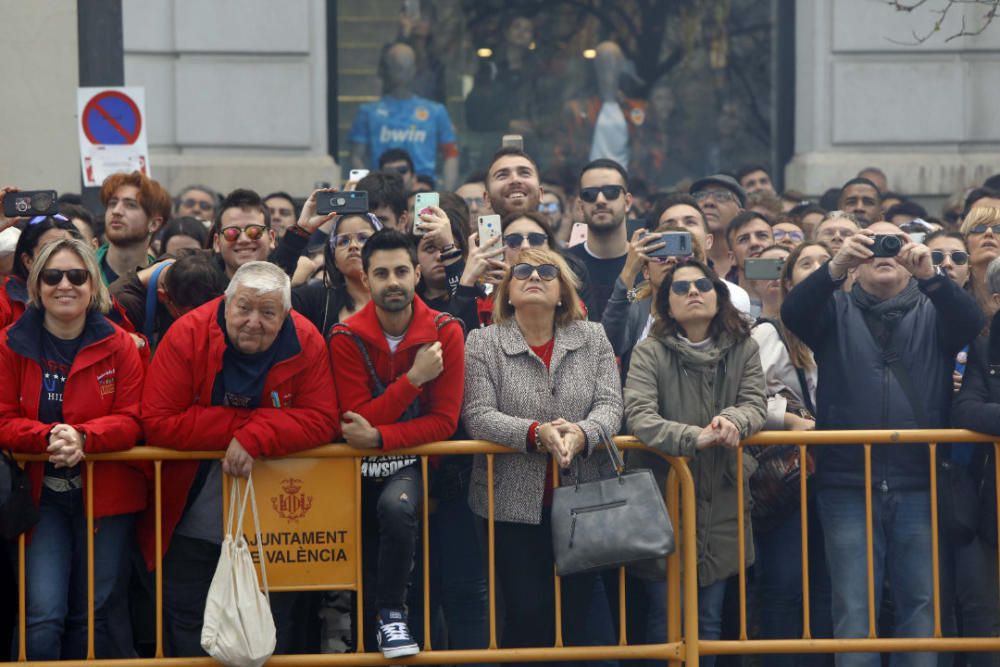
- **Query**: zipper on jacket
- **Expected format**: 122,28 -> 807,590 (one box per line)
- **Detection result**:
568,499 -> 627,547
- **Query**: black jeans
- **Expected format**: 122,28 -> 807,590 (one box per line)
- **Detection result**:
361,464 -> 422,613
491,510 -> 614,667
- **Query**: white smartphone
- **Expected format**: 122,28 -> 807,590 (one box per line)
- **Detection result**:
413,192 -> 439,236
568,222 -> 588,247
348,169 -> 369,182
501,134 -> 523,150
478,214 -> 502,248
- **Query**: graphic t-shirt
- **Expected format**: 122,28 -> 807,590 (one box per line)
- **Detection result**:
349,95 -> 457,177
39,330 -> 83,478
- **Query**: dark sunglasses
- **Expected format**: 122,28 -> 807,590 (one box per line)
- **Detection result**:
511,263 -> 560,281
931,250 -> 969,266
220,224 -> 268,243
670,277 -> 714,296
969,224 -> 1000,236
28,213 -> 69,225
579,185 -> 625,203
332,231 -> 372,248
181,198 -> 214,212
503,232 -> 548,249
538,202 -> 562,215
40,268 -> 89,287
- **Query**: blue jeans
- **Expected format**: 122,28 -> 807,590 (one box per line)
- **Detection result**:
817,487 -> 935,667
698,578 -> 728,667
23,487 -> 133,660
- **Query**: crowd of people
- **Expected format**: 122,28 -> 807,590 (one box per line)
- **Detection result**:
0,136 -> 999,667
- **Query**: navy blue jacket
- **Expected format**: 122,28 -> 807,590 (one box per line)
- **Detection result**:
781,263 -> 982,489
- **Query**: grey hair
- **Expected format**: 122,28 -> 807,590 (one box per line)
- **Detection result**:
225,261 -> 291,310
987,256 -> 1000,296
177,184 -> 219,207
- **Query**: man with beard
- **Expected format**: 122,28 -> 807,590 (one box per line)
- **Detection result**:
689,174 -> 746,281
566,158 -> 632,321
211,189 -> 276,279
838,177 -> 883,225
98,171 -> 172,284
328,228 -> 464,659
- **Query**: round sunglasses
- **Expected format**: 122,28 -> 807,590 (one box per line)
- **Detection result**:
220,224 -> 268,243
503,232 -> 548,249
930,249 -> 969,266
670,277 -> 714,296
40,268 -> 89,287
579,185 -> 625,203
511,263 -> 560,281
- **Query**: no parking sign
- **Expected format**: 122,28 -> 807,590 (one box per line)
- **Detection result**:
77,87 -> 151,187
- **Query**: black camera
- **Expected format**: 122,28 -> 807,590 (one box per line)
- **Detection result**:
3,190 -> 57,218
316,191 -> 368,216
871,234 -> 903,258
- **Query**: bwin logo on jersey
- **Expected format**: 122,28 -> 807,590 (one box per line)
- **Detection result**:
379,125 -> 427,143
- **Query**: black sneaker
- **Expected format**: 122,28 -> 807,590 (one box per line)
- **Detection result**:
375,608 -> 419,659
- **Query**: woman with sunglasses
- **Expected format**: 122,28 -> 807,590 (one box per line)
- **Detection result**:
0,214 -> 84,328
960,206 -> 1000,315
0,238 -> 145,660
624,257 -> 766,667
463,246 -> 622,656
748,241 -> 834,661
925,230 -> 971,289
289,189 -> 382,337
455,211 -> 591,329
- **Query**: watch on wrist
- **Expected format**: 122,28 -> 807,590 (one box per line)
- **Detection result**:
626,287 -> 640,304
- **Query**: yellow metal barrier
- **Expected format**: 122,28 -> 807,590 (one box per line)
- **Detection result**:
9,430 -> 1000,665
8,437 -> 700,666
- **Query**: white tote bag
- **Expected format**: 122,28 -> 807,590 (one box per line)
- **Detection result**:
201,475 -> 277,667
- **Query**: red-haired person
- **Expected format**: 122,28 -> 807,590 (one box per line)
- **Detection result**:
98,171 -> 172,285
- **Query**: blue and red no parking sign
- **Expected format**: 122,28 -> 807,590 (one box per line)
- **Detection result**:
82,90 -> 143,145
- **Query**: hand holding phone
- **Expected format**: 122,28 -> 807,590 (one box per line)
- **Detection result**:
2,189 -> 57,218
316,190 -> 368,216
413,192 -> 440,236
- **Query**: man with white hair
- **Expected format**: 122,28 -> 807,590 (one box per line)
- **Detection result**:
140,261 -> 338,657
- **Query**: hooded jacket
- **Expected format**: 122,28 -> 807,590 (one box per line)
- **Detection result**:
139,296 -> 338,567
0,306 -> 146,517
624,330 -> 766,587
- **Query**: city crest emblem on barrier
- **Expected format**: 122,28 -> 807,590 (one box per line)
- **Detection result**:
271,478 -> 313,523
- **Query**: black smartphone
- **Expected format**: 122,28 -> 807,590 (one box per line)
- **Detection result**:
3,190 -> 57,218
744,258 -> 785,280
645,231 -> 693,258
316,190 -> 368,216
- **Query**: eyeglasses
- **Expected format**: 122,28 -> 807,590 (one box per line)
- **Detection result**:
511,263 -> 560,281
968,223 -> 1000,236
692,190 -> 737,204
503,232 -> 548,249
28,213 -> 68,225
464,197 -> 485,209
332,231 -> 372,248
579,185 -> 625,203
538,202 -> 562,215
40,268 -> 89,287
181,198 -> 214,212
220,224 -> 268,243
931,250 -> 969,266
773,229 -> 804,242
818,228 -> 855,239
670,277 -> 714,296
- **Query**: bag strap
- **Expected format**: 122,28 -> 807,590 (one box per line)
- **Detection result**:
597,423 -> 625,475
860,309 -> 929,429
144,261 -> 172,341
225,477 -> 240,539
757,318 -> 816,416
232,474 -> 270,598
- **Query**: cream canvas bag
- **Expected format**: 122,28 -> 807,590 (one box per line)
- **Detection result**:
201,475 -> 276,667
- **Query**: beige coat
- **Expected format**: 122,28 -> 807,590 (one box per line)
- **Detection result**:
462,319 -> 624,525
624,331 -> 767,587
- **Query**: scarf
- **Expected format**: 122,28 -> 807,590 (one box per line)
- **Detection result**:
850,278 -> 922,344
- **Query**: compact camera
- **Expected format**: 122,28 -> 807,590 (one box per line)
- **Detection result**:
871,234 -> 903,258
3,190 -> 57,218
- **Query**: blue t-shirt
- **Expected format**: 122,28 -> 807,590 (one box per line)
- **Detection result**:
349,95 -> 457,177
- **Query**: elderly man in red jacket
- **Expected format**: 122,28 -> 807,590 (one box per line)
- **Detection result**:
141,260 -> 337,657
329,228 -> 464,659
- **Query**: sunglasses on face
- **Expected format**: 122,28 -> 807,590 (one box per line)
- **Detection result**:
773,229 -> 804,242
182,198 -> 214,212
511,262 -> 560,281
969,224 -> 1000,236
332,231 -> 372,248
538,202 -> 562,215
220,224 -> 268,243
28,213 -> 69,225
503,232 -> 548,249
693,190 -> 737,204
40,268 -> 89,286
670,277 -> 714,296
931,250 -> 969,266
579,185 -> 625,203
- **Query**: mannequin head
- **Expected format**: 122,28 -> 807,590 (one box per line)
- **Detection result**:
594,41 -> 625,101
382,42 -> 417,94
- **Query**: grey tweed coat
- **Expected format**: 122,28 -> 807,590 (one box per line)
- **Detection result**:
462,318 -> 624,525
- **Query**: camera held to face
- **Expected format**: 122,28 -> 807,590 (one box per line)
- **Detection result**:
871,234 -> 903,258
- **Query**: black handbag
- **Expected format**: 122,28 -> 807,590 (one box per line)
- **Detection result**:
0,450 -> 39,540
551,426 -> 675,576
